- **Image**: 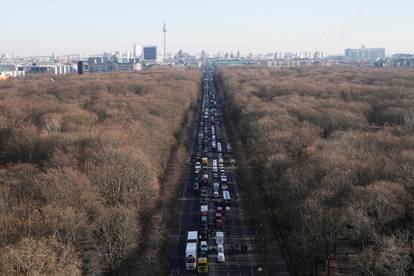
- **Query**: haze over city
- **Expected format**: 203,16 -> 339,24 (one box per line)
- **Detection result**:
2,0 -> 414,56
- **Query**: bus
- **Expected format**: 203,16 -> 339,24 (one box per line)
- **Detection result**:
223,190 -> 231,207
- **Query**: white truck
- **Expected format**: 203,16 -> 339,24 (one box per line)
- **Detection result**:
185,242 -> 197,270
185,231 -> 198,270
187,231 -> 198,243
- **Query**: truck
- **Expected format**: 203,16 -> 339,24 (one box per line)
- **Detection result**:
187,231 -> 198,243
185,242 -> 197,270
197,257 -> 208,273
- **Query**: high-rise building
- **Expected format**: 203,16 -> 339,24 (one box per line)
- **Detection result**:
142,46 -> 157,62
133,44 -> 142,59
127,51 -> 133,59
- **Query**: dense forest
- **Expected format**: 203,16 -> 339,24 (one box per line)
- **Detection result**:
0,69 -> 200,275
218,67 -> 414,275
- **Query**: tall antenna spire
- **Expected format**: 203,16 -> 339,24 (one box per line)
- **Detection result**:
163,18 -> 167,61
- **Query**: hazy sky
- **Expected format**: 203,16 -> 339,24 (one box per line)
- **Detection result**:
2,0 -> 413,56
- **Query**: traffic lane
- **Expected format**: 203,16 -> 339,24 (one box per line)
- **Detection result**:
171,130 -> 204,272
172,189 -> 201,271
175,95 -> 212,273
172,74 -> 262,275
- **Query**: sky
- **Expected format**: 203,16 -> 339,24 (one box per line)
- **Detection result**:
1,0 -> 414,56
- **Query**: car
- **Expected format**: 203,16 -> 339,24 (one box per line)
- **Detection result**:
199,230 -> 208,240
201,174 -> 209,184
200,197 -> 209,204
217,252 -> 225,263
201,190 -> 208,198
201,204 -> 208,216
213,191 -> 219,198
194,169 -> 200,176
193,182 -> 199,191
216,218 -> 223,229
217,243 -> 224,254
213,182 -> 220,193
201,215 -> 208,225
200,240 -> 208,253
221,184 -> 229,190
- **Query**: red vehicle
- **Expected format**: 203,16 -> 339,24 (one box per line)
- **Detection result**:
216,206 -> 223,215
215,212 -> 222,220
201,205 -> 208,216
216,218 -> 223,229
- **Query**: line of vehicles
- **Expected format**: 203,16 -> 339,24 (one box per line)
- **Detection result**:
185,68 -> 234,274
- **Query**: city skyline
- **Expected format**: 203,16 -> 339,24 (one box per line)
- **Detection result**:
2,0 -> 414,56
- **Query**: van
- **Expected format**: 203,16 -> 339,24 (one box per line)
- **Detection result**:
217,246 -> 225,263
213,182 -> 220,193
216,232 -> 224,245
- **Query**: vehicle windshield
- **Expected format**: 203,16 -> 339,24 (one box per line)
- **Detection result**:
186,256 -> 195,263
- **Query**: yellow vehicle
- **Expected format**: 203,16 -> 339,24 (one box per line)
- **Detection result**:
202,157 -> 208,166
197,257 -> 208,274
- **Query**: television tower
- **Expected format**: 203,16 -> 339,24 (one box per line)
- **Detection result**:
163,20 -> 167,61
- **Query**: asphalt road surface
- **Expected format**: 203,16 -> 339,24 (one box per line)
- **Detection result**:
169,66 -> 290,276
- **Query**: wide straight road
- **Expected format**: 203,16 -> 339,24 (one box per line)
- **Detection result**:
169,65 -> 290,276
